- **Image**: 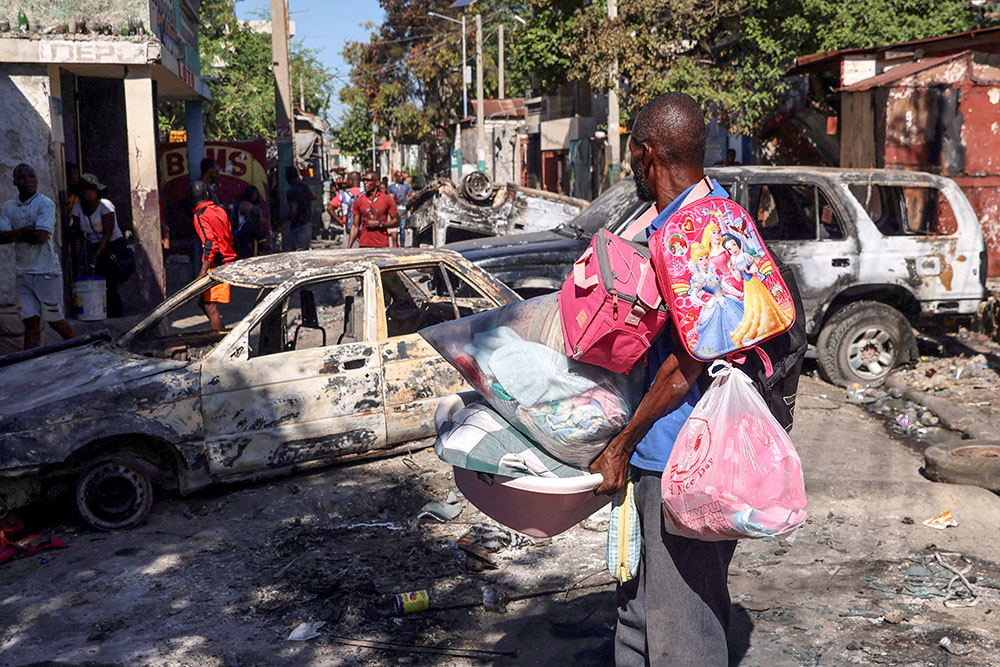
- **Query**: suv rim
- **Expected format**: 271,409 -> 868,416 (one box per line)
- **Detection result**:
847,326 -> 895,380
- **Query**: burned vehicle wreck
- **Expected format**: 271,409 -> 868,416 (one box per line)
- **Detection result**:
0,249 -> 518,529
408,171 -> 589,247
452,167 -> 986,386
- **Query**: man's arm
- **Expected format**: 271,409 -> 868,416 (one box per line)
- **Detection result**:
96,211 -> 115,256
590,327 -> 704,495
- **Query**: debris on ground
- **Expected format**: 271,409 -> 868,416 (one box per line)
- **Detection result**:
922,510 -> 959,530
287,621 -> 326,641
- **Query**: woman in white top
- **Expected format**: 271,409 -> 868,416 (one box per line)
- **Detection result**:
71,173 -> 128,317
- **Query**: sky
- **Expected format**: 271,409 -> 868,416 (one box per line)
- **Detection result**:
236,0 -> 386,124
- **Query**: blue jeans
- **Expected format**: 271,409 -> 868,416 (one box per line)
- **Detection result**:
284,223 -> 311,251
615,468 -> 736,666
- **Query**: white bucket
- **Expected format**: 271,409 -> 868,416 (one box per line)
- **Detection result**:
73,277 -> 106,321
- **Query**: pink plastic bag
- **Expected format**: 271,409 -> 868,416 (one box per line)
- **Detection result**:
661,361 -> 807,541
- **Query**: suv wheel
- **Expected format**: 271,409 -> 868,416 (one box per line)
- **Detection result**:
76,455 -> 154,530
816,301 -> 916,387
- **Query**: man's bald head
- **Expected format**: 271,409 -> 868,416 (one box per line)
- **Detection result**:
631,93 -> 706,172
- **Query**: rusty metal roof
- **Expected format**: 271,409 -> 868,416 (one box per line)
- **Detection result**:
790,25 -> 1000,74
212,248 -> 464,287
838,52 -> 969,92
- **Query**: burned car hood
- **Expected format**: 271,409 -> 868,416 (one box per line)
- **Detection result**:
445,230 -> 586,263
0,342 -> 188,421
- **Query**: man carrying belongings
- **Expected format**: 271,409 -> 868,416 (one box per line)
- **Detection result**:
589,93 -> 736,667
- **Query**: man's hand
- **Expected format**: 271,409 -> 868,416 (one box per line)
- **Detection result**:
590,431 -> 634,495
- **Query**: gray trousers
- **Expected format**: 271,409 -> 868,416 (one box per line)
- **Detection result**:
615,468 -> 737,666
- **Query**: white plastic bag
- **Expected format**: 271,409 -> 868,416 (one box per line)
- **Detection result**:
661,361 -> 807,541
421,294 -> 644,467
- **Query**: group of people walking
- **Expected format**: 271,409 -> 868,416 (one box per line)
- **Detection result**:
327,169 -> 413,248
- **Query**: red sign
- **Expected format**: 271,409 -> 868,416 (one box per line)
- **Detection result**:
159,140 -> 271,245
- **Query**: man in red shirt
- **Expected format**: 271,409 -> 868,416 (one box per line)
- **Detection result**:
191,180 -> 237,330
348,171 -> 399,248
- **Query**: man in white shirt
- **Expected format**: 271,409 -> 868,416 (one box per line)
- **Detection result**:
0,164 -> 75,349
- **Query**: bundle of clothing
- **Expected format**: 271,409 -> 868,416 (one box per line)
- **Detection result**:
421,294 -> 643,468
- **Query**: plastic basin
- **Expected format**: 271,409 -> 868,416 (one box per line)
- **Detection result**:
436,392 -> 610,537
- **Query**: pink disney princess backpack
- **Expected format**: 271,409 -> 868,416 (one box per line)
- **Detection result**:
648,197 -> 795,361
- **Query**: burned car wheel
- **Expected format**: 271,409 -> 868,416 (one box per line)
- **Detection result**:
817,301 -> 916,387
75,456 -> 154,531
924,442 -> 1000,493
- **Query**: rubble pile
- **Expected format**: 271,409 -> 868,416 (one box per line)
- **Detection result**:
845,383 -> 950,441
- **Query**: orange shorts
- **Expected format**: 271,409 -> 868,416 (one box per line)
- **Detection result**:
202,282 -> 230,304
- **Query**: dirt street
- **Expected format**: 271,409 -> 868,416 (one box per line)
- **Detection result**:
3,373 -> 1000,666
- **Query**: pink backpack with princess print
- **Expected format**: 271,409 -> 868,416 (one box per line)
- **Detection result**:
648,197 -> 795,362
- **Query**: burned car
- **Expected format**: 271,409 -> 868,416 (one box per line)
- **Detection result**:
451,167 -> 986,386
408,172 -> 589,247
0,249 -> 518,529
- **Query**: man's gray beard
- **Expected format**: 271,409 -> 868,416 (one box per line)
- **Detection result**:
634,170 -> 655,202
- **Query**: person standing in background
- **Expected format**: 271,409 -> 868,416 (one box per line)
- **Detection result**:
200,158 -> 221,205
348,171 -> 399,248
70,173 -> 129,317
190,180 -> 236,331
283,166 -> 315,251
0,164 -> 75,349
387,169 -> 413,247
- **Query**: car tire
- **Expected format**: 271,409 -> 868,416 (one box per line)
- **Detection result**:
924,442 -> 1000,493
816,301 -> 916,387
75,455 -> 154,531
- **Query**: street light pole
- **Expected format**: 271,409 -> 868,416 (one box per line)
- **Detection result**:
498,23 -> 504,100
475,13 -> 485,173
607,0 -> 621,184
461,13 -> 468,119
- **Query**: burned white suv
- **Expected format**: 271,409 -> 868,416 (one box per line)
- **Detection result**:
454,167 -> 986,386
725,167 -> 985,386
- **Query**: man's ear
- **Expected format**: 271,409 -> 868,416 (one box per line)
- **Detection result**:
639,141 -> 656,186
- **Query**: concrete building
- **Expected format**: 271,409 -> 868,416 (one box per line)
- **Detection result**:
0,0 -> 210,320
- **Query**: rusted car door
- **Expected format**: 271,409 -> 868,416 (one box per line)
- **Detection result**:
199,269 -> 388,476
377,259 -> 507,445
846,176 -> 985,316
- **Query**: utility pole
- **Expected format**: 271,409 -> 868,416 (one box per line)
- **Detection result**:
475,13 -> 485,173
498,23 -> 504,100
462,14 -> 468,120
607,0 -> 621,184
371,122 -> 377,172
271,0 -> 293,207
299,76 -> 305,111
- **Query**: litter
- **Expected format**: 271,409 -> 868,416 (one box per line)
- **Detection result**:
287,621 -> 326,641
922,510 -> 958,530
481,585 -> 508,613
939,636 -> 974,656
934,551 -> 979,608
417,492 -> 464,522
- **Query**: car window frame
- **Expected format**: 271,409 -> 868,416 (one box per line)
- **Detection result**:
121,274 -> 272,358
743,176 -> 854,243
205,266 -> 380,364
376,258 -> 506,341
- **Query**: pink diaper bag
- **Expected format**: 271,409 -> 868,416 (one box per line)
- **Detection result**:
558,229 -> 669,373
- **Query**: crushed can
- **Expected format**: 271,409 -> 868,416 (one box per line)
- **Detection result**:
393,589 -> 430,615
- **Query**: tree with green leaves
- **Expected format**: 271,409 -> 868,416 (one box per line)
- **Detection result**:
159,0 -> 336,142
563,0 -> 986,133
